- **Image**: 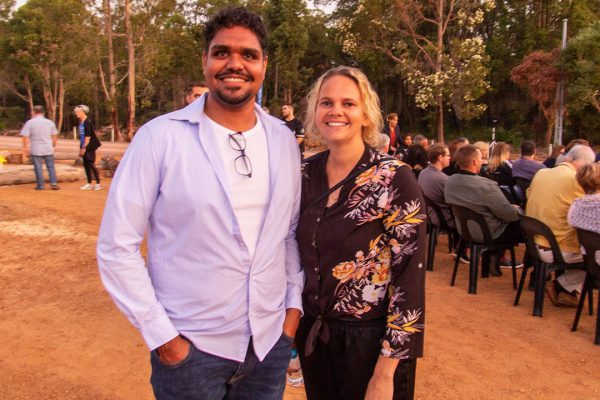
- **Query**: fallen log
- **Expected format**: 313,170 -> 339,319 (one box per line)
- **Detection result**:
0,164 -> 85,186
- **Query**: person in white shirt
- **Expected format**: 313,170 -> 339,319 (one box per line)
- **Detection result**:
20,105 -> 59,190
97,7 -> 303,400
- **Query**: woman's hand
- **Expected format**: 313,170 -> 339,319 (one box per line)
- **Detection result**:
364,374 -> 393,400
364,355 -> 400,400
79,148 -> 85,157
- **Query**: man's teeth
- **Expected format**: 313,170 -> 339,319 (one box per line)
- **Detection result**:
223,77 -> 246,82
327,122 -> 347,126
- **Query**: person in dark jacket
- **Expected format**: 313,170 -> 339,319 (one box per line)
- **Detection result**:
74,105 -> 102,190
383,112 -> 401,155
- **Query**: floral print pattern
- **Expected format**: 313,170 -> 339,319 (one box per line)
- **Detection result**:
297,146 -> 427,360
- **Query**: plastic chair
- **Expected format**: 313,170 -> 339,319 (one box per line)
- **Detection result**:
514,215 -> 587,317
424,195 -> 457,271
514,177 -> 532,208
572,229 -> 600,345
450,204 -> 518,294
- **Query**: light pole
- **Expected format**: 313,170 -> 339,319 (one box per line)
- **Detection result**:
553,19 -> 568,147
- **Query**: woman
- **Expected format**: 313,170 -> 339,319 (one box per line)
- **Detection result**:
296,66 -> 426,400
395,134 -> 412,161
488,142 -> 514,186
383,113 -> 401,155
74,105 -> 102,190
569,163 -> 600,235
473,141 -> 491,178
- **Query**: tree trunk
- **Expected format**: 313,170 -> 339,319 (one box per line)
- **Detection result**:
41,65 -> 54,122
435,0 -> 445,143
273,63 -> 279,100
104,0 -> 123,141
57,77 -> 64,132
125,0 -> 136,140
24,75 -> 34,116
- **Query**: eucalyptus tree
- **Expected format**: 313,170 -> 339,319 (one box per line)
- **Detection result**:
331,0 -> 493,143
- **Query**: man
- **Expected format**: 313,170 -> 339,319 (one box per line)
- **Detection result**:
377,133 -> 390,154
526,144 -> 596,306
383,112 -> 400,154
445,145 -> 522,272
281,103 -> 305,157
20,105 -> 59,190
442,137 -> 469,176
184,80 -> 209,105
511,140 -> 545,181
418,143 -> 454,229
97,7 -> 303,400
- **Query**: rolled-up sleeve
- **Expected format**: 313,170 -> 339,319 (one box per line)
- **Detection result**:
97,126 -> 179,350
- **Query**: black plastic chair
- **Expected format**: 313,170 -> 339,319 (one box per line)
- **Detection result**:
424,195 -> 457,271
514,215 -> 587,317
450,204 -> 518,294
572,229 -> 600,345
514,177 -> 532,209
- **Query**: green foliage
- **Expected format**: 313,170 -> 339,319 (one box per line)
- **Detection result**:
0,106 -> 22,130
0,0 -> 599,144
560,21 -> 600,113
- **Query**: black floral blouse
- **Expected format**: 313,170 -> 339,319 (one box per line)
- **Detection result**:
297,145 -> 426,360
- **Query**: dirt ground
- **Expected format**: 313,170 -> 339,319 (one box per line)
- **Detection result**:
1,178 -> 599,400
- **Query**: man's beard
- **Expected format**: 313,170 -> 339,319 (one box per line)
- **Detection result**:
213,87 -> 254,107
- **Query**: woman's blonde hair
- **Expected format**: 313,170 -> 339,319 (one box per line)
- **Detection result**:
473,141 -> 490,161
576,163 -> 600,194
304,66 -> 382,148
489,142 -> 511,172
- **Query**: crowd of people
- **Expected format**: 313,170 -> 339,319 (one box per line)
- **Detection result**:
18,5 -> 598,400
382,129 -> 599,307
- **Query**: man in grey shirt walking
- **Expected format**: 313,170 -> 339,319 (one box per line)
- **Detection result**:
20,105 -> 59,190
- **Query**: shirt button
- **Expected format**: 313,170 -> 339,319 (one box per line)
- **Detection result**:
312,241 -> 316,247
314,267 -> 318,272
314,295 -> 318,300
316,217 -> 320,223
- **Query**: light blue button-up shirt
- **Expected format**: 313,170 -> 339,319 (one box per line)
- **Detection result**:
97,97 -> 304,362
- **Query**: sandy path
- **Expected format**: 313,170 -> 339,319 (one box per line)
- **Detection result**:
1,180 -> 598,400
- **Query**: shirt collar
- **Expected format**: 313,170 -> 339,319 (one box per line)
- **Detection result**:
457,169 -> 477,176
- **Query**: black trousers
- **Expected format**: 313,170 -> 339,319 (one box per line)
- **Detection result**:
83,150 -> 100,183
296,315 -> 417,400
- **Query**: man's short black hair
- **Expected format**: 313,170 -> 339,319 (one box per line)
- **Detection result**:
185,81 -> 207,96
520,140 -> 536,156
204,7 -> 268,56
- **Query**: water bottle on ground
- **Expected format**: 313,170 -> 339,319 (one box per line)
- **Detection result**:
287,348 -> 304,387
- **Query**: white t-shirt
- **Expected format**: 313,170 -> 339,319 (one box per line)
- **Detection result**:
206,115 -> 270,258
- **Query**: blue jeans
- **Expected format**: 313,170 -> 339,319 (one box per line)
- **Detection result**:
150,334 -> 292,400
31,155 -> 57,188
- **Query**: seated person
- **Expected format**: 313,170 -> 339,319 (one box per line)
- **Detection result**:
443,137 -> 469,176
405,134 -> 429,177
556,139 -> 589,165
568,163 -> 600,265
418,143 -> 454,228
395,133 -> 412,160
488,142 -> 514,186
527,145 -> 596,306
377,133 -> 390,155
473,141 -> 491,179
445,145 -> 523,272
512,140 -> 546,181
543,144 -> 564,168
